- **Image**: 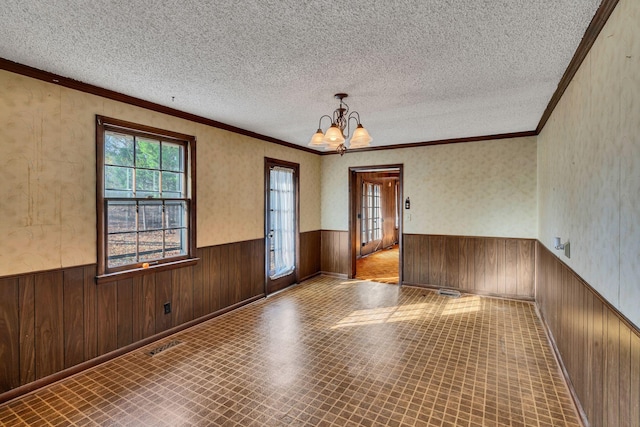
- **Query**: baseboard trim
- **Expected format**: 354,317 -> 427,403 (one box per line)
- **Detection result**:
0,294 -> 265,405
319,271 -> 348,279
299,271 -> 322,282
401,281 -> 535,302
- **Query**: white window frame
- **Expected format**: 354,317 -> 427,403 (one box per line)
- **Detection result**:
96,115 -> 197,279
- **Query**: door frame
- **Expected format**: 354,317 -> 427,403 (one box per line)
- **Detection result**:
348,164 -> 404,284
264,157 -> 300,294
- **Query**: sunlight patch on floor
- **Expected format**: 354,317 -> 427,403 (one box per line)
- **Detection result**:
441,295 -> 482,316
331,302 -> 432,329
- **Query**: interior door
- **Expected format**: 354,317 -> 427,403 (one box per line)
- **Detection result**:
265,158 -> 299,294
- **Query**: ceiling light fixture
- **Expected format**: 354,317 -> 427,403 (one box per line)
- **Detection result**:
308,93 -> 372,155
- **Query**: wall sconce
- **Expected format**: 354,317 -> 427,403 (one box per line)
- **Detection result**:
554,237 -> 570,258
553,237 -> 565,250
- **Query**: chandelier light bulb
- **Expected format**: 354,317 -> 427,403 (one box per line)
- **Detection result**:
349,124 -> 372,148
323,124 -> 345,146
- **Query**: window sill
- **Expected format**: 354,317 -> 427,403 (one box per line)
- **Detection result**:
96,258 -> 199,284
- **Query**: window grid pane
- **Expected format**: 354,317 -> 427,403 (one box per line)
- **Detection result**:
138,230 -> 165,262
138,202 -> 163,231
107,232 -> 137,267
135,138 -> 160,169
105,165 -> 134,192
161,142 -> 184,172
105,198 -> 189,268
105,132 -> 134,167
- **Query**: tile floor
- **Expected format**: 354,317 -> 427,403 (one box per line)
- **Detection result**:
0,276 -> 580,426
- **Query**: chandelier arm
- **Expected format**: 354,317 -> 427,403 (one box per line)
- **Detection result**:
318,114 -> 333,130
348,111 -> 361,124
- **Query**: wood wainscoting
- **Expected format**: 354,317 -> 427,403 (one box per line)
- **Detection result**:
320,230 -> 349,277
300,230 -> 321,281
536,242 -> 640,427
0,238 -> 266,398
403,234 -> 535,299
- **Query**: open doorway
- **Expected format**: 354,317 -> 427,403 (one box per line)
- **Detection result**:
349,165 -> 402,284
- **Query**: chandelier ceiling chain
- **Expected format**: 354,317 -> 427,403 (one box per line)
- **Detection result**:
308,93 -> 372,155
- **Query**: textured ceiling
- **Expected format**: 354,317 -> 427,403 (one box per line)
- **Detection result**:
1,0 -> 602,150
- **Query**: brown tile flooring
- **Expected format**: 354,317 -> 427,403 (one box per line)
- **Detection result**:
356,246 -> 400,284
0,276 -> 580,427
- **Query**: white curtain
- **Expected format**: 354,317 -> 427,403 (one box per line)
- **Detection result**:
269,167 -> 295,279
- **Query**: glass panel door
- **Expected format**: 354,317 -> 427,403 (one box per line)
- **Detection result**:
265,159 -> 299,294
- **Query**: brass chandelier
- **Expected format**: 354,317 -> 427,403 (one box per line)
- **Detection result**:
308,93 -> 372,155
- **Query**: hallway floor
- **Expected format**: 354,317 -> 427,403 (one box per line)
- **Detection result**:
0,276 -> 580,426
356,245 -> 400,284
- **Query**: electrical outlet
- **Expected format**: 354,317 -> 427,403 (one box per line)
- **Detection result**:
163,302 -> 171,314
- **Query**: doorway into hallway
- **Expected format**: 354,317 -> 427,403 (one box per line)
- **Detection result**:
349,165 -> 403,285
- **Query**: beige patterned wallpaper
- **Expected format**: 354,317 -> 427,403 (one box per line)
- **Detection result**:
321,137 -> 537,238
537,0 -> 639,327
0,71 -> 321,276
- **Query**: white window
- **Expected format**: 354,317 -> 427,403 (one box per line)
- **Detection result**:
96,116 -> 196,276
362,182 -> 382,244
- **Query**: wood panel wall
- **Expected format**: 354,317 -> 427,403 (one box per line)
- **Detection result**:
300,230 -> 321,281
321,230 -> 349,276
0,238 -> 266,395
536,243 -> 640,427
403,234 -> 535,299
